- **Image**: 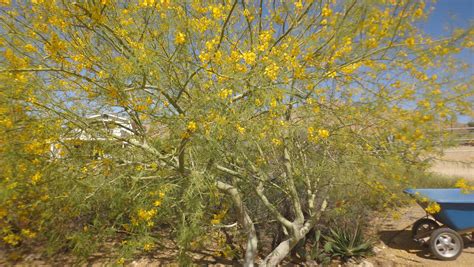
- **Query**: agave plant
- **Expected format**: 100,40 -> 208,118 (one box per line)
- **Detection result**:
310,229 -> 331,265
323,224 -> 374,261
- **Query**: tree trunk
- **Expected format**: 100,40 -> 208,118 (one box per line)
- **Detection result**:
217,181 -> 258,266
244,221 -> 258,267
260,237 -> 295,266
260,214 -> 324,266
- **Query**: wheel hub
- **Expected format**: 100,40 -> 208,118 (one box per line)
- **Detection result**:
434,234 -> 460,258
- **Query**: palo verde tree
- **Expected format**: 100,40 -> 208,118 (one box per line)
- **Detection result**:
1,0 -> 473,265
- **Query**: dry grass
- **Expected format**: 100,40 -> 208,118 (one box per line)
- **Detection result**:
429,146 -> 474,181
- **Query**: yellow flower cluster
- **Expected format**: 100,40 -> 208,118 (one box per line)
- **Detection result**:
218,88 -> 233,99
175,31 -> 186,45
321,5 -> 332,17
318,129 -> 330,138
341,62 -> 362,74
187,121 -> 197,133
211,208 -> 227,225
425,202 -> 441,214
271,138 -> 282,146
405,37 -> 416,47
235,124 -> 246,135
455,178 -> 474,193
258,30 -> 273,51
3,234 -> 21,246
242,51 -> 257,65
139,0 -> 156,7
264,63 -> 279,81
21,229 -> 37,239
294,0 -> 303,10
143,242 -> 155,252
243,9 -> 253,21
31,172 -> 42,185
210,4 -> 225,20
153,190 -> 165,207
136,208 -> 157,227
307,127 -> 330,142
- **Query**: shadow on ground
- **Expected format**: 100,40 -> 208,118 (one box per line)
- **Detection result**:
379,229 -> 474,261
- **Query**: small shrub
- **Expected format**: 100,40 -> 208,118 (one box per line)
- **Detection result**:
323,224 -> 374,261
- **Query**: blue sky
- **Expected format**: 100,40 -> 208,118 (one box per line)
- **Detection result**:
423,0 -> 473,123
424,0 -> 473,37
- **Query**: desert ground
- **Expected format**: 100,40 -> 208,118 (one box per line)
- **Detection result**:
370,205 -> 474,267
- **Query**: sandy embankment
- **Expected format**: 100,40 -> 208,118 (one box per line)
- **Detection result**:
429,146 -> 474,181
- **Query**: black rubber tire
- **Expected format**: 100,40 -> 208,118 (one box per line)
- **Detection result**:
429,228 -> 464,261
412,218 -> 439,246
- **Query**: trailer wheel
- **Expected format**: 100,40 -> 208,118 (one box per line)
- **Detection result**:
429,228 -> 463,260
412,218 -> 439,245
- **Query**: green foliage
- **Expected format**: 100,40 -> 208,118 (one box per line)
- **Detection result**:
310,230 -> 331,265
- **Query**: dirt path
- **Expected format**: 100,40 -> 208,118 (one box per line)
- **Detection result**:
369,205 -> 474,266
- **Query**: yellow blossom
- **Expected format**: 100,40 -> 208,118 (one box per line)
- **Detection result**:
425,202 -> 441,214
242,51 -> 257,65
31,172 -> 42,184
272,138 -> 282,146
235,124 -> 246,134
414,7 -> 423,18
264,63 -> 279,81
269,98 -> 278,108
405,37 -> 415,47
318,129 -> 329,138
21,229 -> 37,239
175,31 -> 186,45
218,88 -> 233,99
455,178 -> 474,193
143,242 -> 154,252
294,0 -> 303,10
137,208 -> 157,221
187,121 -> 197,132
210,5 -> 224,19
243,9 -> 253,21
326,71 -> 337,78
322,5 -> 332,17
367,38 -> 377,49
3,234 -> 20,246
24,44 -> 37,52
211,209 -> 227,225
140,0 -> 156,7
